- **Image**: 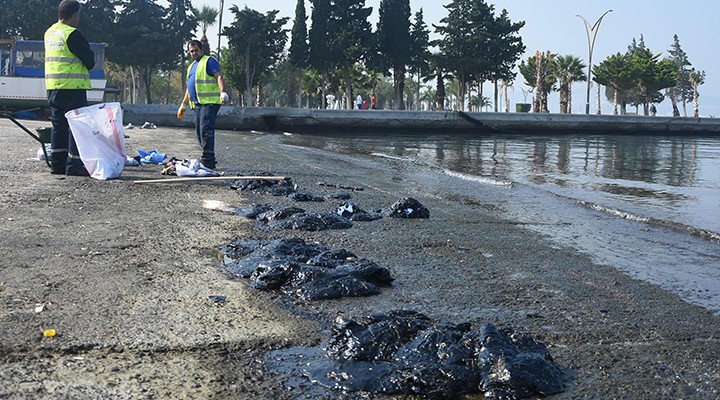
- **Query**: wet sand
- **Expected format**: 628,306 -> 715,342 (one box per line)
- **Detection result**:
1,119 -> 719,399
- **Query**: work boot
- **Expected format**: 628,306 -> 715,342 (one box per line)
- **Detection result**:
50,154 -> 68,174
66,164 -> 89,176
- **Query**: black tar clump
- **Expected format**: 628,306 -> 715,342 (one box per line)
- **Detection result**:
219,237 -> 393,300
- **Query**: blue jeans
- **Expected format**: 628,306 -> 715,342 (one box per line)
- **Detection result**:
47,89 -> 88,174
193,103 -> 220,168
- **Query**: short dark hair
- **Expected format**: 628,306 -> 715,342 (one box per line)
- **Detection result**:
188,40 -> 203,51
58,0 -> 81,20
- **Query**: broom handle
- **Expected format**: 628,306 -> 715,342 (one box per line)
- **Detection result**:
133,175 -> 291,184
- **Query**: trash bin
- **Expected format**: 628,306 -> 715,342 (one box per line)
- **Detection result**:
515,103 -> 531,113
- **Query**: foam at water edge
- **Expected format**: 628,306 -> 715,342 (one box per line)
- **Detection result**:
578,200 -> 720,243
370,152 -> 414,162
443,169 -> 514,187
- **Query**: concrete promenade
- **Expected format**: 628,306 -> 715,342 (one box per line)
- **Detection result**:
123,104 -> 720,135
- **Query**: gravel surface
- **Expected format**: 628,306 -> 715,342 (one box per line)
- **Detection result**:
1,118 -> 719,399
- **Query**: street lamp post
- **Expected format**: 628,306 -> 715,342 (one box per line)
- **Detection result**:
217,0 -> 224,61
577,10 -> 612,115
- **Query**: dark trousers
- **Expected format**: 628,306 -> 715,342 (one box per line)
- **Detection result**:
48,89 -> 88,174
193,103 -> 220,168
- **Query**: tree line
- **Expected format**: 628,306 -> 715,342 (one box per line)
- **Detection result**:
0,0 -> 705,115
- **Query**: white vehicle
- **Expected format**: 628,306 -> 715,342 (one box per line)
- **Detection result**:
0,39 -> 107,111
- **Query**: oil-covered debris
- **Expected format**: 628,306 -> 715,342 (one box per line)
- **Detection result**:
326,310 -> 432,362
383,197 -> 430,219
208,295 -> 227,305
268,212 -> 353,231
477,323 -> 569,399
325,192 -> 352,200
256,207 -> 306,222
288,191 -> 326,202
336,202 -> 383,221
317,181 -> 364,191
267,310 -> 571,399
234,205 -> 353,231
230,172 -> 297,196
218,238 -> 393,300
234,203 -> 272,218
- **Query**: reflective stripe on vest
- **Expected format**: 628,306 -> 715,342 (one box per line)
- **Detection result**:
186,55 -> 221,107
44,22 -> 91,90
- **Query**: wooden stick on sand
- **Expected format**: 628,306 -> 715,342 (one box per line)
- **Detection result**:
133,175 -> 291,184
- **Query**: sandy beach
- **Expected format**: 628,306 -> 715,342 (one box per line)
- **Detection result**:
1,118 -> 719,399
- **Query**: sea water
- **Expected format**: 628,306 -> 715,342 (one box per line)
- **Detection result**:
281,132 -> 720,314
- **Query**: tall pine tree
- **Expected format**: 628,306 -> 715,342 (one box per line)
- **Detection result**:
289,0 -> 309,108
224,6 -> 288,106
376,0 -> 411,109
434,0 -> 523,111
667,34 -> 693,116
409,9 -> 431,110
328,0 -> 372,109
308,0 -> 331,108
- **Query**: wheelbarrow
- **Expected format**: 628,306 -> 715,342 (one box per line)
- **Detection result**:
0,110 -> 52,167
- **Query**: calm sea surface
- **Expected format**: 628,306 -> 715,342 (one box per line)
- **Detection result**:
279,132 -> 720,313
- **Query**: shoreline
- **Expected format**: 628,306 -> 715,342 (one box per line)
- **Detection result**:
1,119 -> 719,398
119,104 -> 720,135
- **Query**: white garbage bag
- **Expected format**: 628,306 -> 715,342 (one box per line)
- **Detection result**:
174,159 -> 220,177
65,102 -> 127,180
36,144 -> 52,161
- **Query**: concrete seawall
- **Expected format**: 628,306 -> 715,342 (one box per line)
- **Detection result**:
122,104 -> 720,135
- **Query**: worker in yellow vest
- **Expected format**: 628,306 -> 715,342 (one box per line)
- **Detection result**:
44,0 -> 95,176
177,40 -> 228,170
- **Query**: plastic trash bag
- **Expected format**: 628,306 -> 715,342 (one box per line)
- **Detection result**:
175,159 -> 220,177
36,144 -> 53,161
125,155 -> 142,166
65,102 -> 126,180
137,149 -> 167,164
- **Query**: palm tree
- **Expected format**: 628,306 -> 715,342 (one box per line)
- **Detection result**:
300,69 -> 322,108
689,69 -> 705,118
500,80 -> 511,112
419,87 -> 436,110
446,78 -> 459,110
469,95 -> 492,112
193,5 -> 219,54
519,51 -> 555,113
550,55 -> 586,114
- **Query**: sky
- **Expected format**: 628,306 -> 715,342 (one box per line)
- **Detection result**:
196,0 -> 718,116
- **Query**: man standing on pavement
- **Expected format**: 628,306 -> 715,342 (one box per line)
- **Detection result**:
356,93 -> 363,110
177,40 -> 228,170
44,0 -> 95,176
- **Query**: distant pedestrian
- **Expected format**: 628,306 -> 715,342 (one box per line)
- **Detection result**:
356,94 -> 362,110
326,94 -> 336,109
371,94 -> 377,110
649,104 -> 657,116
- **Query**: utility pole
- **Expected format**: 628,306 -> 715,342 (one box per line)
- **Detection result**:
217,0 -> 224,61
577,10 -> 612,115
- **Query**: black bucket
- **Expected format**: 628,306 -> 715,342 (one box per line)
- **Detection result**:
35,127 -> 51,143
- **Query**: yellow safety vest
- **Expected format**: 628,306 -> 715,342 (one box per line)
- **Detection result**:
44,22 -> 91,90
187,55 -> 221,108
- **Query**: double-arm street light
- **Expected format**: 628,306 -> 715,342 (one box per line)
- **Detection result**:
217,0 -> 224,61
577,10 -> 612,115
